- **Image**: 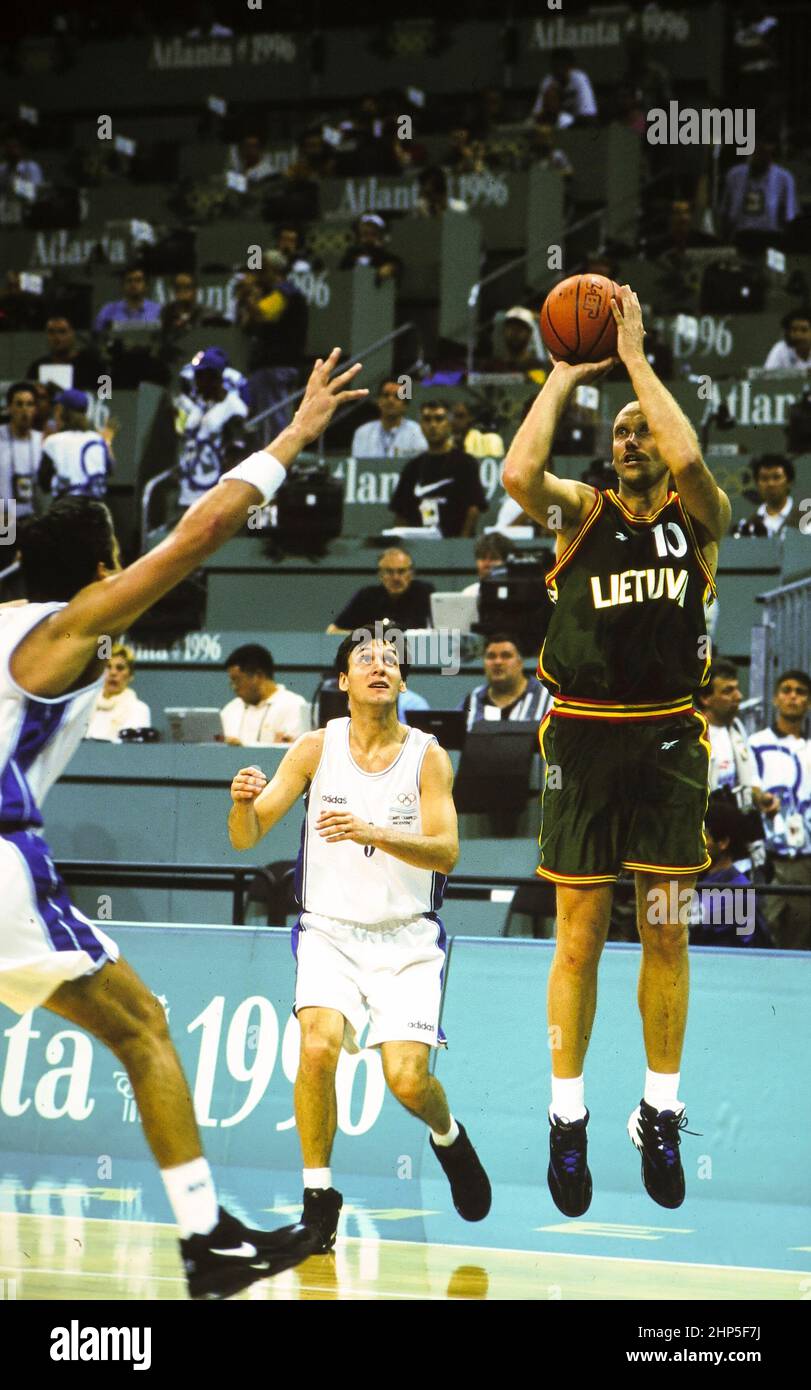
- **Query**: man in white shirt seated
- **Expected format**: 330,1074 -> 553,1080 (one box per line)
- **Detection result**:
221,644 -> 310,746
764,308 -> 811,372
750,668 -> 811,949
532,48 -> 598,123
733,454 -> 803,538
86,644 -> 151,742
350,379 -> 427,459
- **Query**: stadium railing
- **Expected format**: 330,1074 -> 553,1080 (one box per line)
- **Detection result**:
749,573 -> 811,728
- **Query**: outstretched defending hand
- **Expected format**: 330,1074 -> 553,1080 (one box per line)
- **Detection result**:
610,285 -> 646,362
291,347 -> 369,444
230,765 -> 268,803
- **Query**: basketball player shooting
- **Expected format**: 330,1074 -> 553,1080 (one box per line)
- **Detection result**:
0,349 -> 366,1298
503,286 -> 731,1216
228,633 -> 491,1254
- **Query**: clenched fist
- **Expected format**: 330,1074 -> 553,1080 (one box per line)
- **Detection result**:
230,765 -> 268,802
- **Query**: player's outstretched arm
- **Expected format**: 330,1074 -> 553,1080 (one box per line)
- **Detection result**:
316,743 -> 459,874
502,358 -> 614,531
228,731 -> 323,850
12,351 -> 367,699
611,287 -> 731,541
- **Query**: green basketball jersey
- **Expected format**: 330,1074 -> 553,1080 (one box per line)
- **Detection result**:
538,488 -> 716,713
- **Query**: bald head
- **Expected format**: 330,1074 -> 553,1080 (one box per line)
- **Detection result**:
378,547 -> 414,596
611,400 -> 668,494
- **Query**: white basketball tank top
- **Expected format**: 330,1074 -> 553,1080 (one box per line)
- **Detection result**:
298,717 -> 444,925
0,602 -> 103,829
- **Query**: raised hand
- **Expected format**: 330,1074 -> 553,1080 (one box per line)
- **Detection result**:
230,765 -> 268,803
292,347 -> 369,444
609,285 -> 646,362
548,354 -> 617,385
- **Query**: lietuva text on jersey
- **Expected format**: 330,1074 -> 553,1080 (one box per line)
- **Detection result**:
538,489 -> 716,709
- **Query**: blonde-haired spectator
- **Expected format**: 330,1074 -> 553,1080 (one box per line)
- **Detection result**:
86,644 -> 152,742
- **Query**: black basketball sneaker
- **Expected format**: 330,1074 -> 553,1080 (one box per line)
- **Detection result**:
628,1099 -> 689,1209
181,1206 -> 319,1300
430,1122 -> 492,1221
548,1111 -> 592,1217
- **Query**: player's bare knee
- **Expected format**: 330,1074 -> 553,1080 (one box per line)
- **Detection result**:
639,920 -> 689,956
383,1057 -> 429,1110
298,1028 -> 341,1076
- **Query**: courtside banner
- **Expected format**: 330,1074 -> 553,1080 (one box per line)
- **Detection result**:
0,925 -> 415,1174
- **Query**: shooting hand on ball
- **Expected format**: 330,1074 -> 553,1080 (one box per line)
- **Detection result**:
610,286 -> 646,363
549,354 -> 617,385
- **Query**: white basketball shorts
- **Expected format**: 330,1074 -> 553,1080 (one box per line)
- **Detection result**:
292,911 -> 448,1052
0,830 -> 119,1015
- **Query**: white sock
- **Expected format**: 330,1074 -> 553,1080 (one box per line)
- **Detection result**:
161,1157 -> 218,1239
431,1115 -> 460,1147
303,1167 -> 332,1190
644,1068 -> 683,1113
549,1074 -> 586,1123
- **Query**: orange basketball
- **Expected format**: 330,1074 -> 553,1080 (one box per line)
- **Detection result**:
539,273 -> 621,364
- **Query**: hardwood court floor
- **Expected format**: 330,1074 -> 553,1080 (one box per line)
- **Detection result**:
1,1212 -> 806,1301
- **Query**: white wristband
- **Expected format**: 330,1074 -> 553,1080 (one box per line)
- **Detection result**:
222,451 -> 287,506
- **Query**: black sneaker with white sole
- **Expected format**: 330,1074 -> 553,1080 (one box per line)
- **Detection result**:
181,1206 -> 318,1300
430,1123 -> 492,1222
628,1099 -> 689,1209
548,1111 -> 592,1218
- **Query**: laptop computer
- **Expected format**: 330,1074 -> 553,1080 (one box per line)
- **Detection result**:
165,708 -> 223,743
429,591 -> 479,635
405,709 -> 467,751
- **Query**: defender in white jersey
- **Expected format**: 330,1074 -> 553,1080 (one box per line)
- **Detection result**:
228,633 -> 492,1255
0,349 -> 367,1299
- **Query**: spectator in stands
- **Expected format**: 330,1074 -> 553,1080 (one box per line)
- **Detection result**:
85,643 -> 152,742
644,199 -> 720,260
461,532 -> 513,597
764,308 -> 811,372
532,82 -> 575,130
221,644 -> 310,746
175,346 -> 248,509
458,632 -> 552,730
187,1 -> 233,37
238,250 -> 308,374
521,121 -> 573,180
275,224 -> 312,275
338,214 -> 401,283
351,380 -> 427,459
733,455 -> 802,538
689,799 -> 772,948
450,401 -> 505,459
226,132 -> 277,186
611,84 -> 646,137
415,166 -> 468,217
695,659 -> 780,827
30,381 -> 56,436
720,140 -> 798,243
0,132 -> 43,192
481,306 -> 546,375
390,401 -> 488,537
750,668 -> 811,949
37,389 -> 112,501
94,264 -> 161,334
327,547 -> 434,635
285,128 -> 337,183
0,382 -> 42,521
531,49 -> 597,124
0,270 -> 46,331
159,272 -> 205,338
25,315 -> 104,392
